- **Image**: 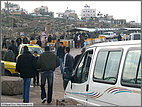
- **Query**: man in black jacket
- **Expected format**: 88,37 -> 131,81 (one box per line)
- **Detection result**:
16,36 -> 22,47
16,46 -> 37,103
23,36 -> 29,44
37,46 -> 60,104
63,47 -> 74,90
57,42 -> 65,74
8,40 -> 18,58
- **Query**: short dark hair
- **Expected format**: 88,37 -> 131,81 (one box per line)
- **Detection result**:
45,46 -> 50,51
58,39 -> 60,41
11,40 -> 14,44
60,42 -> 63,45
24,46 -> 28,52
34,51 -> 38,54
65,47 -> 70,53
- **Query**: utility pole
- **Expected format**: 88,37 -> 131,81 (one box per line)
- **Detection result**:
12,10 -> 14,39
7,1 -> 11,38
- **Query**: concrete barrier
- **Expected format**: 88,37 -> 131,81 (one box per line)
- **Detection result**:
2,76 -> 23,95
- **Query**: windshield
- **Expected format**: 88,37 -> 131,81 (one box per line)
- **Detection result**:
20,47 -> 43,55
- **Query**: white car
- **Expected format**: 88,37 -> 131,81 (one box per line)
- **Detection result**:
99,32 -> 117,39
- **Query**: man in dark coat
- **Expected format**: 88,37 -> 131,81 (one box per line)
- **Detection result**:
37,46 -> 60,104
8,40 -> 18,58
48,35 -> 52,43
16,36 -> 22,47
16,46 -> 37,103
4,47 -> 15,62
63,47 -> 74,90
33,51 -> 39,86
36,38 -> 42,47
57,42 -> 65,74
2,35 -> 7,49
23,36 -> 29,44
73,47 -> 86,69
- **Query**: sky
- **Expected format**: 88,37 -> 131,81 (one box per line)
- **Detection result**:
1,1 -> 141,23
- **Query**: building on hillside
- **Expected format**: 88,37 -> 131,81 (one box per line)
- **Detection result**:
63,8 -> 78,20
57,7 -> 79,20
81,4 -> 96,21
33,6 -> 54,17
4,2 -> 28,15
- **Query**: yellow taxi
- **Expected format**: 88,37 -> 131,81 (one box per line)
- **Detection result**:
2,44 -> 43,76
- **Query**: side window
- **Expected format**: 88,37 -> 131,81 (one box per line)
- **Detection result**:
75,50 -> 93,83
93,50 -> 122,84
121,50 -> 141,88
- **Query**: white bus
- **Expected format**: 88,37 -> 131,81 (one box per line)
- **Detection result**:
65,40 -> 141,106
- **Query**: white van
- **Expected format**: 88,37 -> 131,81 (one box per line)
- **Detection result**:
65,40 -> 141,106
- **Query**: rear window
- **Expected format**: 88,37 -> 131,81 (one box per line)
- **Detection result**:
20,47 -> 43,55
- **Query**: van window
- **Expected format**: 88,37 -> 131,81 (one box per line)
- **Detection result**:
75,50 -> 93,83
121,50 -> 141,88
93,50 -> 122,84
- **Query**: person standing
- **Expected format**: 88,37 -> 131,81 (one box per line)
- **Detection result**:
48,35 -> 52,43
36,38 -> 42,47
16,46 -> 37,103
77,33 -> 81,48
16,36 -> 22,47
8,40 -> 18,58
73,34 -> 78,48
23,36 -> 29,44
57,42 -> 65,74
33,51 -> 39,87
2,35 -> 7,49
55,39 -> 60,54
37,46 -> 60,104
4,47 -> 15,62
63,47 -> 74,90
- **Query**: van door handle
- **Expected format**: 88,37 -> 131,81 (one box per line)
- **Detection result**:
86,84 -> 89,91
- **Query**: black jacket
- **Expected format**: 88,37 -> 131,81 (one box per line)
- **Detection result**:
37,51 -> 60,72
16,38 -> 22,45
64,53 -> 74,71
23,38 -> 29,44
57,46 -> 65,58
63,53 -> 74,80
16,51 -> 37,78
9,44 -> 18,56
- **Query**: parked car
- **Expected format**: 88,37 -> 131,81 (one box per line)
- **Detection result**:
65,40 -> 141,106
99,32 -> 117,39
2,44 -> 43,76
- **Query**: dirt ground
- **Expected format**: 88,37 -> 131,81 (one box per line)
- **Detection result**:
1,48 -> 82,106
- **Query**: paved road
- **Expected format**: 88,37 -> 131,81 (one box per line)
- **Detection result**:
1,47 -> 82,106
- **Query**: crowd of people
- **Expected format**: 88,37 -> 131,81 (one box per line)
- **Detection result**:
2,33 -> 87,104
15,43 -> 85,104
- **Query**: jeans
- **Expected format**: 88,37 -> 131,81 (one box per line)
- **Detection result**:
23,78 -> 31,103
41,70 -> 54,103
33,71 -> 39,85
59,58 -> 64,74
